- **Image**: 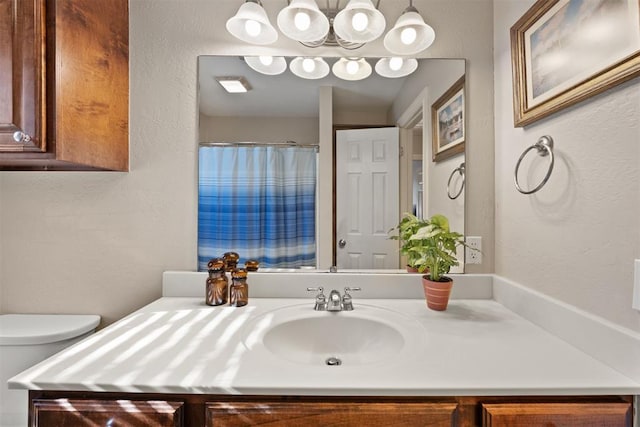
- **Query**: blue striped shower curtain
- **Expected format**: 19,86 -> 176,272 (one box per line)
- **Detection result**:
198,145 -> 317,270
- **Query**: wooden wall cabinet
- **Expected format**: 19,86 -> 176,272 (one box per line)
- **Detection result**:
0,0 -> 128,171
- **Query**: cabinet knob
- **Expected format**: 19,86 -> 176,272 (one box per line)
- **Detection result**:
13,131 -> 32,143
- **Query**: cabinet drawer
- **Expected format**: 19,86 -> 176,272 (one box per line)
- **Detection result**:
206,401 -> 458,426
32,398 -> 184,427
482,402 -> 632,427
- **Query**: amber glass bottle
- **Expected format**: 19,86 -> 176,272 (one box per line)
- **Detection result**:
244,259 -> 260,272
206,258 -> 228,306
223,252 -> 240,272
230,268 -> 249,307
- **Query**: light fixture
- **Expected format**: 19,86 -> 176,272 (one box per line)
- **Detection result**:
331,57 -> 372,81
289,57 -> 330,79
277,0 -> 330,43
333,0 -> 386,44
226,1 -> 432,80
215,76 -> 252,93
226,0 -> 434,56
226,0 -> 278,45
244,56 -> 288,75
374,57 -> 418,78
383,1 -> 435,55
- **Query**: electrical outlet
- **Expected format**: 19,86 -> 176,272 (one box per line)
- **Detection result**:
465,236 -> 482,265
633,259 -> 640,311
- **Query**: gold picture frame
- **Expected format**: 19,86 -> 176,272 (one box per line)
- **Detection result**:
431,75 -> 465,163
511,0 -> 640,127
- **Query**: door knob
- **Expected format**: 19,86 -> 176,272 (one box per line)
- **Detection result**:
338,239 -> 346,248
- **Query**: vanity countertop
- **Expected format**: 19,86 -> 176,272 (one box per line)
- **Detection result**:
9,296 -> 640,396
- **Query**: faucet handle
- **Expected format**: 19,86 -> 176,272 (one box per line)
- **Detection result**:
342,287 -> 361,311
307,287 -> 327,311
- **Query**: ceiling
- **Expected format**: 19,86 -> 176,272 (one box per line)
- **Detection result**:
198,55 -> 411,118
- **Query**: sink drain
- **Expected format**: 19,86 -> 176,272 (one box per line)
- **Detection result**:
325,356 -> 342,366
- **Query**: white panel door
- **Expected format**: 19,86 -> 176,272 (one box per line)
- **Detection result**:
336,127 -> 400,269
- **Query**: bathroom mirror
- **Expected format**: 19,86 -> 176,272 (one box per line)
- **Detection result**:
198,56 -> 466,272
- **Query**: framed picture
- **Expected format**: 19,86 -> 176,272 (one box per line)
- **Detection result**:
431,75 -> 465,163
511,0 -> 640,127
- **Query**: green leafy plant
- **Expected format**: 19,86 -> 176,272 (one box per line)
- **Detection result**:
390,213 -> 469,280
388,213 -> 432,272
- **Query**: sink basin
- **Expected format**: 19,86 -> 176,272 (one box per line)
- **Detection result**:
242,304 -> 427,366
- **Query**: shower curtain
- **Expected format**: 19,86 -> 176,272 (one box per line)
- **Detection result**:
198,145 -> 317,270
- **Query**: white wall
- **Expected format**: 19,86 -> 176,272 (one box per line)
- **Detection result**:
0,0 -> 494,325
199,115 -> 318,145
494,0 -> 640,332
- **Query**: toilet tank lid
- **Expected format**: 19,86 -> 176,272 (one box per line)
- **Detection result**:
0,314 -> 100,345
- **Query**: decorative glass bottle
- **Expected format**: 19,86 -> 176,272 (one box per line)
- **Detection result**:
229,268 -> 249,307
206,258 -> 228,306
244,259 -> 260,272
223,251 -> 240,272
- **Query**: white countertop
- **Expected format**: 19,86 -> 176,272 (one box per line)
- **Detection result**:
10,296 -> 640,396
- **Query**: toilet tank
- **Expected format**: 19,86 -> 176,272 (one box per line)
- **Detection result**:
0,314 -> 100,427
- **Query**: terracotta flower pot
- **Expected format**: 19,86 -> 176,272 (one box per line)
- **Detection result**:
422,275 -> 453,311
406,265 -> 419,273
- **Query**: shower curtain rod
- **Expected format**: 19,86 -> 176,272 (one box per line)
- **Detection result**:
200,141 -> 319,149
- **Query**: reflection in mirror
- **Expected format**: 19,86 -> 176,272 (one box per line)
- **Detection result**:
197,56 -> 465,272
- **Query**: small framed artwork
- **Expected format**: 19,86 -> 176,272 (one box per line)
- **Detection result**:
431,75 -> 465,163
511,0 -> 640,127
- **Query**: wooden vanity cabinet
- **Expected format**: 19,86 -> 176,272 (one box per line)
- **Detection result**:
0,0 -> 128,171
28,392 -> 634,427
31,399 -> 184,426
481,402 -> 632,427
206,400 -> 458,426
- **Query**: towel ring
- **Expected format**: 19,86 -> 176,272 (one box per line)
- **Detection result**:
447,162 -> 465,200
514,136 -> 554,195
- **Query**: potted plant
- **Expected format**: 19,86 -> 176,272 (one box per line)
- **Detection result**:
388,213 -> 431,273
412,214 -> 468,310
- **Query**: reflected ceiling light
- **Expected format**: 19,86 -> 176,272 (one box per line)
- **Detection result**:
277,0 -> 330,43
332,57 -> 372,81
215,76 -> 252,93
226,0 -> 278,45
244,56 -> 288,75
383,1 -> 435,55
375,57 -> 418,78
333,0 -> 386,43
289,57 -> 330,79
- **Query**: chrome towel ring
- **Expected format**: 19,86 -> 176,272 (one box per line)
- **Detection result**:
447,162 -> 465,200
514,136 -> 554,195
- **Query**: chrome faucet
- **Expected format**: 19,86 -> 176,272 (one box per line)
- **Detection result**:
308,287 -> 361,311
327,290 -> 342,311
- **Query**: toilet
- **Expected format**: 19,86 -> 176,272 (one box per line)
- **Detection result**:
0,314 -> 100,427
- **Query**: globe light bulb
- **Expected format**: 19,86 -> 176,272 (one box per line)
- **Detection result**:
244,19 -> 262,37
400,27 -> 417,45
351,12 -> 369,32
302,58 -> 316,73
259,56 -> 274,66
389,57 -> 403,71
294,11 -> 311,31
346,60 -> 360,75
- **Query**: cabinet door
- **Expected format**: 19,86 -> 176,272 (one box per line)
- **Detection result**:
32,399 -> 184,427
482,402 -> 632,427
206,401 -> 458,426
0,0 -> 46,152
